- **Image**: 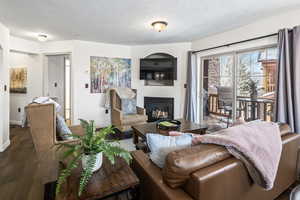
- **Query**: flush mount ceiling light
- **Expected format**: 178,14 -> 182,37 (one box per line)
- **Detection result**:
37,34 -> 48,42
151,21 -> 168,32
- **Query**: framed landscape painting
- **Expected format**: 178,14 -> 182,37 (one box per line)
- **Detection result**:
10,67 -> 27,93
90,56 -> 131,93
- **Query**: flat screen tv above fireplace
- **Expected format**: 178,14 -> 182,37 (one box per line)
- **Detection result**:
140,55 -> 177,81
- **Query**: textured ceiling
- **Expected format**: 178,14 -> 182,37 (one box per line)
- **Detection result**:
0,0 -> 299,45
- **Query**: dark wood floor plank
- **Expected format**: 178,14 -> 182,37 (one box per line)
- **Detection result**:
0,127 -> 43,200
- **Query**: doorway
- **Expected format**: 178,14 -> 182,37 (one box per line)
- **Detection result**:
44,54 -> 71,124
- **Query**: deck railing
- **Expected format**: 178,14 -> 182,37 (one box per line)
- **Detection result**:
207,94 -> 275,121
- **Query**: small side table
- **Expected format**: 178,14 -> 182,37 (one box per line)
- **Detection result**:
45,156 -> 139,200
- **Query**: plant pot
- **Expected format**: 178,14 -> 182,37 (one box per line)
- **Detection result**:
82,152 -> 103,172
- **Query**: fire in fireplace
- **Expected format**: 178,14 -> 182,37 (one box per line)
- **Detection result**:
151,109 -> 168,120
144,97 -> 174,122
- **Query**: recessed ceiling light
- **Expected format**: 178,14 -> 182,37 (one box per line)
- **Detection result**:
151,21 -> 168,32
37,34 -> 48,42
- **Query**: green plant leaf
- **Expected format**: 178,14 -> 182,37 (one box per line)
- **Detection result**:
62,145 -> 81,159
79,119 -> 89,127
55,142 -> 76,152
70,133 -> 82,139
56,154 -> 82,195
78,154 -> 96,196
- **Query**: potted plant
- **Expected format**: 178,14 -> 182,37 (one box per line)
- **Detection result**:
55,119 -> 132,196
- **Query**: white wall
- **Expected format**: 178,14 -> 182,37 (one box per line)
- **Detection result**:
41,41 -> 191,126
0,22 -> 10,152
10,36 -> 41,54
41,40 -> 191,126
72,40 -> 131,126
192,8 -> 300,55
41,40 -> 131,126
131,42 -> 191,119
9,51 -> 42,125
9,37 -> 43,125
41,40 -> 74,54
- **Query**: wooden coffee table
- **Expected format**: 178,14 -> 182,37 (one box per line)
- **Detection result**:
132,118 -> 208,149
49,156 -> 139,200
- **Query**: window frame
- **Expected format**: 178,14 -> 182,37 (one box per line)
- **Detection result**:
198,44 -> 277,124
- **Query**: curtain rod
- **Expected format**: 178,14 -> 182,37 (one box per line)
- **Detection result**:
192,32 -> 278,54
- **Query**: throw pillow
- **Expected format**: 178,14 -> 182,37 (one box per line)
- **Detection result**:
121,98 -> 137,115
56,114 -> 72,140
146,133 -> 193,168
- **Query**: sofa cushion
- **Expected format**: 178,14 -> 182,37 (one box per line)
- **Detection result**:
123,114 -> 147,125
56,114 -> 72,140
121,98 -> 137,115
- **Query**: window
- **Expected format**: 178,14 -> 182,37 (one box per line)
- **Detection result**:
201,46 -> 277,127
236,47 -> 277,121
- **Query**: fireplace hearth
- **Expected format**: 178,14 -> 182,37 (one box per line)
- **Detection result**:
144,97 -> 174,122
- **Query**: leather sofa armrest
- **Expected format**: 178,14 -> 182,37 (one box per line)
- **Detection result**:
136,106 -> 146,115
131,150 -> 193,200
184,158 -> 251,200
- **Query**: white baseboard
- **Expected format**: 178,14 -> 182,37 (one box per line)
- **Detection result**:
10,120 -> 22,126
0,140 -> 10,152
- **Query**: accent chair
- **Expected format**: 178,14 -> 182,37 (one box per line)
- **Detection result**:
25,103 -> 84,184
110,89 -> 148,132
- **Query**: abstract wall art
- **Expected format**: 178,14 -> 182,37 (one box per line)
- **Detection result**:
90,56 -> 131,93
10,67 -> 27,93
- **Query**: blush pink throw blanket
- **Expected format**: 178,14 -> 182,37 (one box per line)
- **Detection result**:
194,121 -> 282,190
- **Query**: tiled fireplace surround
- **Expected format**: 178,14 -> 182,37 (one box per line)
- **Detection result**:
144,97 -> 174,122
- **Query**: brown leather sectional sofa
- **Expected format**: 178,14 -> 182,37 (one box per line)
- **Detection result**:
131,123 -> 300,200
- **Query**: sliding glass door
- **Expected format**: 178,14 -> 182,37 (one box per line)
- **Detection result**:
201,54 -> 235,128
236,47 -> 277,122
199,46 -> 277,129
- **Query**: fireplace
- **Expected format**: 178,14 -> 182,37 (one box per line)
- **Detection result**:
144,97 -> 174,122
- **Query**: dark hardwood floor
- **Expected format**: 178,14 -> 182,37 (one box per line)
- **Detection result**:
0,126 -> 296,200
0,127 -> 44,200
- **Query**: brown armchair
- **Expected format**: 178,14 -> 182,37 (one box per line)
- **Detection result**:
25,103 -> 84,184
110,89 -> 148,132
